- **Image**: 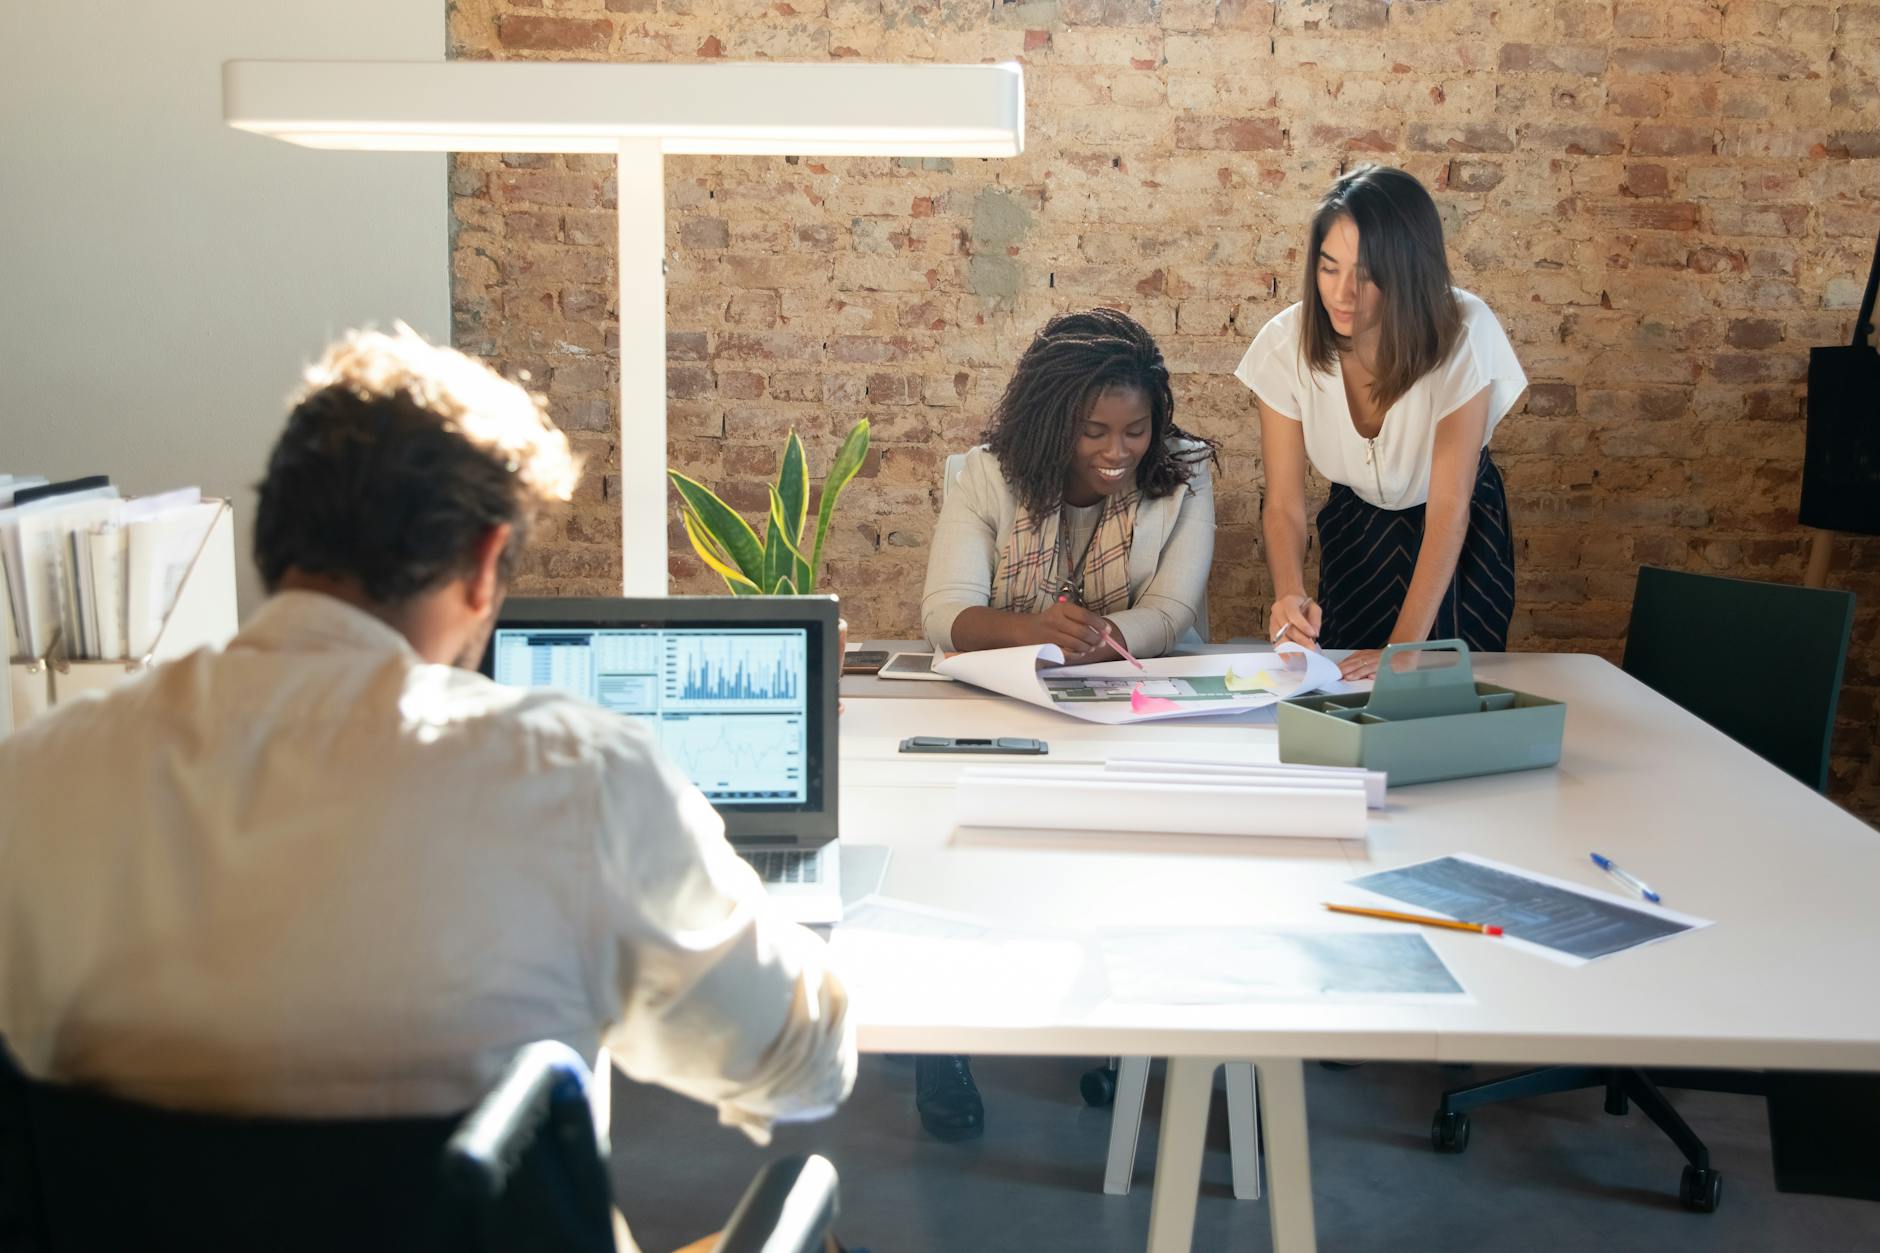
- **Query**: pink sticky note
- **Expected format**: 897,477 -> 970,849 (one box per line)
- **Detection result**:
1130,685 -> 1183,714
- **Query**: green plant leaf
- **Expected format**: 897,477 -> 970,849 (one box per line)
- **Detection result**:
778,431 -> 811,592
676,501 -> 732,569
679,506 -> 761,594
761,502 -> 784,593
767,483 -> 813,572
809,419 -> 870,587
669,470 -> 766,584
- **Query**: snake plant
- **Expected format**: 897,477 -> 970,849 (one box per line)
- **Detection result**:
669,419 -> 870,594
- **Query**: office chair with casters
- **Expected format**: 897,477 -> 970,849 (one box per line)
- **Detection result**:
1428,566 -> 1858,1214
0,1036 -> 843,1253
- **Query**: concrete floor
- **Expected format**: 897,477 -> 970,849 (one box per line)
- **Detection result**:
611,1054 -> 1880,1252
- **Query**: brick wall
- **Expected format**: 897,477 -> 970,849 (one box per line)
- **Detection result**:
447,0 -> 1880,821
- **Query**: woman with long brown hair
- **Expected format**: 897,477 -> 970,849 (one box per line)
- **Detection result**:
1237,164 -> 1528,679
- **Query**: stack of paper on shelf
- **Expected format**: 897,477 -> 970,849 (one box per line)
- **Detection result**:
1,476 -> 121,659
954,762 -> 1369,839
1,478 -> 220,662
118,491 -> 220,660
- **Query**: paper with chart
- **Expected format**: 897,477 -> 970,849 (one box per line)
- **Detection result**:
932,641 -> 1344,724
833,896 -> 1088,1022
1347,853 -> 1712,966
1099,927 -> 1470,1005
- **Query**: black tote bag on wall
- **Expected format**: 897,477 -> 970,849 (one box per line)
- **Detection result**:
1800,229 -> 1880,535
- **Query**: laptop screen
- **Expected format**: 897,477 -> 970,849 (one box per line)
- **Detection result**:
490,625 -> 809,805
479,597 -> 838,843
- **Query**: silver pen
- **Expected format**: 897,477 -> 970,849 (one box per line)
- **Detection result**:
1274,598 -> 1313,646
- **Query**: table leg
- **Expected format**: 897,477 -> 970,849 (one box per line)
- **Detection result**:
1225,1061 -> 1261,1201
1145,1056 -> 1218,1253
1255,1058 -> 1317,1253
1104,1056 -> 1152,1196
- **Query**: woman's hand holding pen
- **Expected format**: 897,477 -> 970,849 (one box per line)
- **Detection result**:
1269,593 -> 1321,650
1037,598 -> 1109,662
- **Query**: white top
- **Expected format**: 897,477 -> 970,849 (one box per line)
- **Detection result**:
0,591 -> 854,1142
921,444 -> 1215,656
1234,289 -> 1527,509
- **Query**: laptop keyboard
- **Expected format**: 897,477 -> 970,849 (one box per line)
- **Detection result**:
740,849 -> 820,885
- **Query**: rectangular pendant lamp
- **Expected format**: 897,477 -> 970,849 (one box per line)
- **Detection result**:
224,58 -> 1026,593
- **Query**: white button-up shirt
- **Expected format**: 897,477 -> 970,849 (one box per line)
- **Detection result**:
1235,288 -> 1528,510
0,591 -> 854,1143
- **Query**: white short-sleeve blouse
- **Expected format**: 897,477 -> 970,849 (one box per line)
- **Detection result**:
1234,288 -> 1527,510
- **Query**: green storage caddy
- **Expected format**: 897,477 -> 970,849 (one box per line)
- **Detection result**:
1277,640 -> 1566,786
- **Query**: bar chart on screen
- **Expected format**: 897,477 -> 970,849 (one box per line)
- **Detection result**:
661,630 -> 805,711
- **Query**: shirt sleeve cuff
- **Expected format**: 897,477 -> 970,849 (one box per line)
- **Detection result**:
1105,606 -> 1173,660
922,603 -> 965,653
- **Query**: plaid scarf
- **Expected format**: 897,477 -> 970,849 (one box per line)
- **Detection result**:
991,489 -> 1140,616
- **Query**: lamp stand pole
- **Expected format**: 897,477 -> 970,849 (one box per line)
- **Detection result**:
616,138 -> 667,596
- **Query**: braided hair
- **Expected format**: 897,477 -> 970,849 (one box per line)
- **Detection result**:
982,307 -> 1218,515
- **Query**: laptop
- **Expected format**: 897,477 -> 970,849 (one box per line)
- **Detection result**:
482,596 -> 843,924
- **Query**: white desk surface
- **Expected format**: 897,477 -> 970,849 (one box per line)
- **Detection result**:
835,650 -> 1880,1073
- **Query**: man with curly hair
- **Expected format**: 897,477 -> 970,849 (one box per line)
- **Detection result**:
0,327 -> 855,1166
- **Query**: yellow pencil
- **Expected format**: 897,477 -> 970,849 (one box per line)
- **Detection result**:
1323,902 -> 1504,937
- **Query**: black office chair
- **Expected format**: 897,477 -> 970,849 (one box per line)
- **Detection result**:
0,1037 -> 842,1253
1427,567 -> 1859,1213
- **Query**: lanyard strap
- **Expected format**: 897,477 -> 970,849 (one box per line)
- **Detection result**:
1055,505 -> 1103,604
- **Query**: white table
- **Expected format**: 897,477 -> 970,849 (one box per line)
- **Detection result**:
834,651 -> 1880,1253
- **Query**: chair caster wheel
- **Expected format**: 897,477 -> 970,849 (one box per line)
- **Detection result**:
1079,1065 -> 1118,1107
1679,1164 -> 1722,1212
1430,1110 -> 1470,1153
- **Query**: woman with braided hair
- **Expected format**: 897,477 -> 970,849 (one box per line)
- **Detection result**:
923,306 -> 1219,669
912,307 -> 1217,1142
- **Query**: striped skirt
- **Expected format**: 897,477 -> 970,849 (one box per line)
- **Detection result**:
1314,449 -> 1515,652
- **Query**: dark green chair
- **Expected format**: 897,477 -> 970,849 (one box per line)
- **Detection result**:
1621,565 -> 1855,792
1428,566 -> 1861,1213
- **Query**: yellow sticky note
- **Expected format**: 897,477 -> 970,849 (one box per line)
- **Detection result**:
1225,665 -> 1280,693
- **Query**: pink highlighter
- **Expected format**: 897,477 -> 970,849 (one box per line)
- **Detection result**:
1056,593 -> 1144,670
1103,627 -> 1144,670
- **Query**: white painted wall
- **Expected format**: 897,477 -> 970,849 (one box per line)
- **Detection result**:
0,1 -> 449,614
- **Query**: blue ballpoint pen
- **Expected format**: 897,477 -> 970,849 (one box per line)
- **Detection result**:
1591,853 -> 1661,903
